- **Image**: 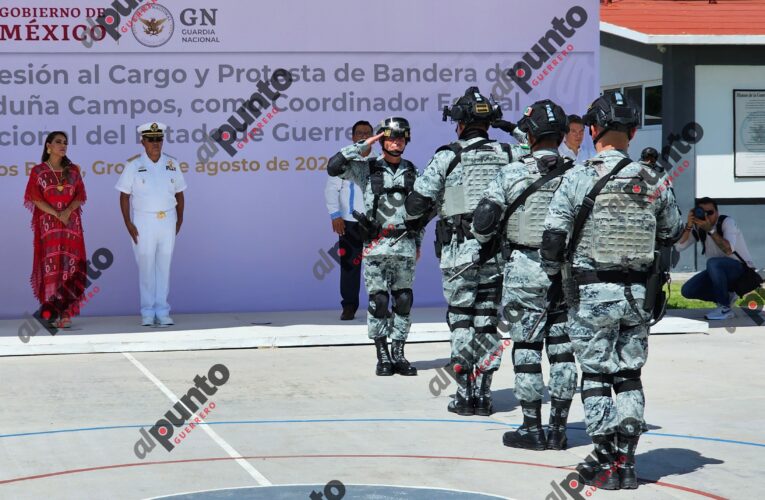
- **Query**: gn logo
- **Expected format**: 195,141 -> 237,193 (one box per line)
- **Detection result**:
180,8 -> 218,26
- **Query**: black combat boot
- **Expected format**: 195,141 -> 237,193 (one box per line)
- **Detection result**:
474,371 -> 494,416
617,433 -> 639,489
447,368 -> 474,416
391,340 -> 417,376
502,400 -> 546,450
374,337 -> 393,376
576,435 -> 620,490
546,398 -> 572,450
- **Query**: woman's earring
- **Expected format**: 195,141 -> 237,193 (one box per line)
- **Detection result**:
47,148 -> 51,154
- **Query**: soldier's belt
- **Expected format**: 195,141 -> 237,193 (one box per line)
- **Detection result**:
436,216 -> 476,243
573,269 -> 650,285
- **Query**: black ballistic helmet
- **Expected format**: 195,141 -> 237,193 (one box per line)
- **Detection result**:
517,99 -> 569,140
640,146 -> 659,162
583,91 -> 641,130
583,91 -> 640,144
443,86 -> 502,124
376,116 -> 411,143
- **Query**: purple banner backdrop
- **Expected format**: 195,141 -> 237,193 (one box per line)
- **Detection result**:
0,0 -> 599,318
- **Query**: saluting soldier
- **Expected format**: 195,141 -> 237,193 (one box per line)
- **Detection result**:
116,122 -> 187,326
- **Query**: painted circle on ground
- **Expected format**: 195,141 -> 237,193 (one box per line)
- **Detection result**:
152,485 -> 510,500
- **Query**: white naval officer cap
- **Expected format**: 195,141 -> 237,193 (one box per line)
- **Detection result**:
137,121 -> 167,138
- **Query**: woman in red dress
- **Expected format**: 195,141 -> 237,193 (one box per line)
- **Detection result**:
24,131 -> 87,328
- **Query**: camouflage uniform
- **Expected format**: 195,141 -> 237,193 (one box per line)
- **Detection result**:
542,149 -> 682,439
412,133 -> 513,409
476,149 -> 577,404
334,142 -> 422,341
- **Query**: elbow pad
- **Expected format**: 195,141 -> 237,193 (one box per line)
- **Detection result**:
327,152 -> 349,177
473,198 -> 503,236
405,191 -> 434,218
540,229 -> 567,262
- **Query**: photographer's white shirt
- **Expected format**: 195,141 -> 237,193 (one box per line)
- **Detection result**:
675,216 -> 756,268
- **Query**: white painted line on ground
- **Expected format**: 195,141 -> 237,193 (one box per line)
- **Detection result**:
122,352 -> 272,486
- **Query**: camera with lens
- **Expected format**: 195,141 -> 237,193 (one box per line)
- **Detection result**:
693,207 -> 706,219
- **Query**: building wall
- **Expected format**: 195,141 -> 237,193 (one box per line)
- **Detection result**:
600,45 -> 661,87
695,65 -> 765,200
602,37 -> 765,273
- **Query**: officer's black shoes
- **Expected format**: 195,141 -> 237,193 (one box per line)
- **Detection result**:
374,337 -> 394,376
447,370 -> 474,415
617,433 -> 639,489
546,428 -> 567,451
391,340 -> 417,376
474,372 -> 494,416
448,393 -> 475,416
577,434 -> 620,490
502,427 -> 546,450
618,463 -> 638,489
340,305 -> 356,321
474,396 -> 493,416
546,398 -> 572,450
503,400 -> 546,450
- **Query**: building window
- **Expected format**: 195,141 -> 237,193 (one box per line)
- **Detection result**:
601,83 -> 662,127
644,85 -> 662,126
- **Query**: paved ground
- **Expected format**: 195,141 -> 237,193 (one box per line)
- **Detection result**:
0,323 -> 762,499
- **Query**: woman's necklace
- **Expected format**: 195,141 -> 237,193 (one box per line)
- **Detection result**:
46,161 -> 64,192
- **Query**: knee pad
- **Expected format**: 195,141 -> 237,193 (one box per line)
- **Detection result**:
618,417 -> 643,437
368,291 -> 389,319
392,288 -> 413,315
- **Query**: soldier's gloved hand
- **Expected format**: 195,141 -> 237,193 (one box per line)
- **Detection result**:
491,120 -> 517,134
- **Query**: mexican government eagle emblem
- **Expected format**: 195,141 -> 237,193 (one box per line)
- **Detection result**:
140,17 -> 167,36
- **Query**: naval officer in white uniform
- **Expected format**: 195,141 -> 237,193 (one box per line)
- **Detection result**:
116,122 -> 187,326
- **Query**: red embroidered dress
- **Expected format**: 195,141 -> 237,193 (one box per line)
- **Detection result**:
24,163 -> 87,319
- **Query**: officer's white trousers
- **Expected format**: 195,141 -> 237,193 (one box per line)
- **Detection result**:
132,210 -> 176,319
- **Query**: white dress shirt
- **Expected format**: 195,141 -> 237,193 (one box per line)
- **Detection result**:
324,176 -> 364,222
675,216 -> 756,268
559,139 -> 595,164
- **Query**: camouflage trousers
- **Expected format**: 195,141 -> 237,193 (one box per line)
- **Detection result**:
567,286 -> 651,438
364,255 -> 416,341
502,250 -> 577,403
442,260 -> 503,377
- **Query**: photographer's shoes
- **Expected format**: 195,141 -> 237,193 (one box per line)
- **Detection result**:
705,306 -> 734,320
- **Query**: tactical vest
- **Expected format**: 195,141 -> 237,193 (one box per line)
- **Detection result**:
368,157 -> 416,221
439,140 -> 512,219
505,155 -> 566,249
577,161 -> 659,268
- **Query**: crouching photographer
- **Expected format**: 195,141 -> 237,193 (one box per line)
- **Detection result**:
675,197 -> 759,320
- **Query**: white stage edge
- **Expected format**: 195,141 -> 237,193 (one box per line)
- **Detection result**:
0,307 -> 716,357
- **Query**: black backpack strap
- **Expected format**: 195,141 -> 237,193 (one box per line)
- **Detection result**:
500,142 -> 513,163
500,158 -> 573,233
716,214 -> 727,239
443,139 -> 494,179
565,157 -> 634,261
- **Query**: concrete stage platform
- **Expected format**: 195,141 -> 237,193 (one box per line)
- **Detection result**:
0,314 -> 762,499
2,305 -> 754,357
